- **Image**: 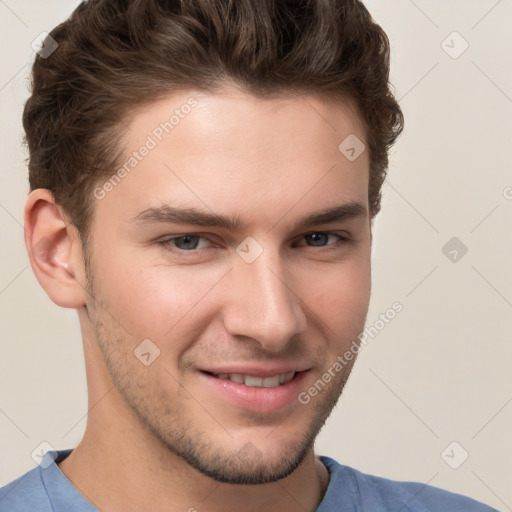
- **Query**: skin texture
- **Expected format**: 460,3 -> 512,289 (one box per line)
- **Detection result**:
24,85 -> 373,512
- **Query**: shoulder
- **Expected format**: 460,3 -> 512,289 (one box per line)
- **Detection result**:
319,456 -> 500,512
0,466 -> 52,512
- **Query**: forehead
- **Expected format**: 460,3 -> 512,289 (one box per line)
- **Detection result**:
122,85 -> 367,162
92,87 -> 370,231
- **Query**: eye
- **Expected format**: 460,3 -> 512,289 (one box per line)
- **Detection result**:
296,231 -> 350,249
157,231 -> 350,254
158,234 -> 212,252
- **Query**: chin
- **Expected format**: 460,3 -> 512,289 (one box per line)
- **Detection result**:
187,441 -> 311,485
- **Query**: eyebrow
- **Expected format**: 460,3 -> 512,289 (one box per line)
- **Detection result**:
129,201 -> 367,232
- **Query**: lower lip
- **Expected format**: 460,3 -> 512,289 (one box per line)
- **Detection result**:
198,370 -> 309,413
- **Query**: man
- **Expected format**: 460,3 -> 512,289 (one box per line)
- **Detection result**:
0,0 -> 500,511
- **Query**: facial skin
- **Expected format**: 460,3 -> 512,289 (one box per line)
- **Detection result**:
25,85 -> 372,512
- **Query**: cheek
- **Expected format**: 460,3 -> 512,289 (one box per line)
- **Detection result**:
94,250 -> 226,340
300,256 -> 371,335
92,229 -> 370,344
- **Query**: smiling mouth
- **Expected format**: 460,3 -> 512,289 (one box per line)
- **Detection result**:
203,371 -> 297,388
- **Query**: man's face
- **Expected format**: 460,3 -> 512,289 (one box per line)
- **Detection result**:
83,87 -> 372,484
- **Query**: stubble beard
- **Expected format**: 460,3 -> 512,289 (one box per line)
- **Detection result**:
83,254 -> 357,485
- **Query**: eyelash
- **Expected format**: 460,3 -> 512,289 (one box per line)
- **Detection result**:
157,231 -> 350,254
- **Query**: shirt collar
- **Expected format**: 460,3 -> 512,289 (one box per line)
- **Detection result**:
39,449 -> 97,512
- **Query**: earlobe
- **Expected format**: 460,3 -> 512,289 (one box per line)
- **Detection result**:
24,189 -> 88,309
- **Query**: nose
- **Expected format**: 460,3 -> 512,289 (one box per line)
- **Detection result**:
223,245 -> 308,353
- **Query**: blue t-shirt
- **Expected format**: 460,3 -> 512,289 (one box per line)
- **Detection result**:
0,449 -> 500,511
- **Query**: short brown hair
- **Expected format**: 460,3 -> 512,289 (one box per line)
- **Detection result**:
23,0 -> 404,242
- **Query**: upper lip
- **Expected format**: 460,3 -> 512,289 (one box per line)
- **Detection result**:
198,363 -> 311,378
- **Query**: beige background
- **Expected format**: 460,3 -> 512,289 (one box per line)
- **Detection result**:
1,1 -> 511,510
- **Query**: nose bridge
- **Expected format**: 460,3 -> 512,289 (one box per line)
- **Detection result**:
224,242 -> 306,351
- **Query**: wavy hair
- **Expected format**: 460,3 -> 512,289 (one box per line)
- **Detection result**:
23,0 -> 404,241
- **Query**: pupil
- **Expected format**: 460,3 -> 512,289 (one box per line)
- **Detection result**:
309,233 -> 327,246
179,236 -> 198,249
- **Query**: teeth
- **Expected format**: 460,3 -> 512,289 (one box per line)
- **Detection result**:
281,371 -> 295,384
213,371 -> 296,387
263,376 -> 280,387
245,376 -> 263,387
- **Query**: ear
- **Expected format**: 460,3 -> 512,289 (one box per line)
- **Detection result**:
24,189 -> 88,308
